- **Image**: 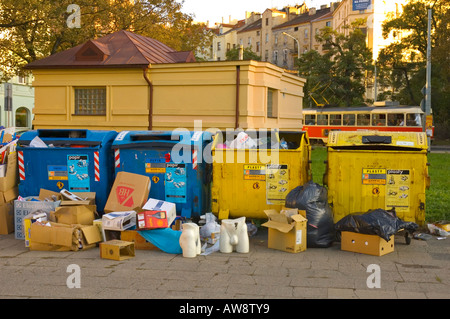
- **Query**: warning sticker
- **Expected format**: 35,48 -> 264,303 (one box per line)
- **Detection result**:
145,163 -> 166,173
48,165 -> 68,180
243,164 -> 266,180
67,155 -> 90,191
266,164 -> 289,205
386,169 -> 410,212
362,168 -> 386,185
165,163 -> 187,203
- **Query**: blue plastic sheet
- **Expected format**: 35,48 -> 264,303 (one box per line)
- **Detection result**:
138,228 -> 182,254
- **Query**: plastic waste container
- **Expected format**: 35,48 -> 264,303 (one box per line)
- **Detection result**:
323,131 -> 430,225
211,130 -> 311,219
17,129 -> 118,213
112,130 -> 213,219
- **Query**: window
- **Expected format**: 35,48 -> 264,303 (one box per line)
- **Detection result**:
294,27 -> 298,31
388,113 -> 404,126
283,49 -> 288,64
372,114 -> 386,126
357,114 -> 370,126
256,41 -> 260,52
330,114 -> 342,125
227,43 -> 230,51
406,113 -> 421,126
15,107 -> 29,127
343,114 -> 355,126
248,37 -> 252,46
304,28 -> 309,38
217,42 -> 221,51
326,21 -> 331,27
265,50 -> 268,61
265,33 -> 269,43
275,35 -> 278,45
266,18 -> 269,26
74,87 -> 106,115
256,31 -> 260,36
317,114 -> 328,125
18,76 -> 26,84
267,88 -> 277,118
273,50 -> 278,64
305,114 -> 316,125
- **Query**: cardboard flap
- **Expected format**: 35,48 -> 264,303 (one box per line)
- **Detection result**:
262,220 -> 295,233
39,189 -> 62,201
264,209 -> 289,223
30,222 -> 74,248
81,225 -> 102,244
291,214 -> 307,223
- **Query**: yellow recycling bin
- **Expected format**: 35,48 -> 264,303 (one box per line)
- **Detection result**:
324,131 -> 430,226
211,130 -> 311,219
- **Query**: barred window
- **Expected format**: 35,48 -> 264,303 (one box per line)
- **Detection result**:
74,87 -> 106,115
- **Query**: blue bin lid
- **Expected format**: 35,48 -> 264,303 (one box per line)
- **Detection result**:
18,129 -> 117,147
112,130 -> 212,149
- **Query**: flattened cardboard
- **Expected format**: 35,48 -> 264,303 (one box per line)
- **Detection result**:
53,205 -> 96,225
60,190 -> 96,206
100,240 -> 135,261
262,208 -> 307,253
121,230 -> 159,250
28,222 -> 101,251
0,203 -> 14,235
0,152 -> 18,192
104,172 -> 150,213
341,231 -> 394,256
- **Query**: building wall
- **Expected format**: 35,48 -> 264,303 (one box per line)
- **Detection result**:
0,76 -> 34,130
31,60 -> 306,132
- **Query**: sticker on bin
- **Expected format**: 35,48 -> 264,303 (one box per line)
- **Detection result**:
362,168 -> 386,185
67,155 -> 90,191
243,164 -> 266,180
165,164 -> 187,203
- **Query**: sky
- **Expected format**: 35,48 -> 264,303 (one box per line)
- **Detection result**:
181,0 -> 333,25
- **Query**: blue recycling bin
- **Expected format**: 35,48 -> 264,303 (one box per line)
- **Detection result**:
112,130 -> 213,219
17,129 -> 118,213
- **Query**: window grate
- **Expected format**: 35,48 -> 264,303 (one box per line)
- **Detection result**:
74,87 -> 106,115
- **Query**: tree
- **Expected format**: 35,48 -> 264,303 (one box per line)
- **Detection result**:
297,21 -> 373,107
379,0 -> 450,138
0,0 -> 212,81
226,46 -> 261,61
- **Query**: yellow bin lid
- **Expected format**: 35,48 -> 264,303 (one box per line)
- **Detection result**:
327,130 -> 428,150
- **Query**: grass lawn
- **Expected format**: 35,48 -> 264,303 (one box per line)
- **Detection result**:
310,146 -> 450,223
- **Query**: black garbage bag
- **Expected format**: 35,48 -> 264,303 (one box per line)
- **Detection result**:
334,208 -> 419,242
285,181 -> 335,248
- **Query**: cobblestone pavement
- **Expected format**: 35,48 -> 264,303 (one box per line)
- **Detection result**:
0,227 -> 449,301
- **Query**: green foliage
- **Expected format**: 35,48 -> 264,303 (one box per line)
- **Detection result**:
0,0 -> 213,81
225,46 -> 261,61
297,21 -> 373,107
378,0 -> 450,138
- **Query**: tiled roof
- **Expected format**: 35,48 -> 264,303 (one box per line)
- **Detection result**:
272,7 -> 331,30
25,30 -> 196,69
237,18 -> 262,33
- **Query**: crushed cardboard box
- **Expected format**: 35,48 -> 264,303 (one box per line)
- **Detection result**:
0,151 -> 18,192
262,208 -> 307,253
0,202 -> 14,235
104,172 -> 150,213
28,222 -> 102,251
102,211 -> 136,231
50,205 -> 96,226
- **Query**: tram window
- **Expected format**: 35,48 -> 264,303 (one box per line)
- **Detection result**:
372,114 -> 386,126
317,114 -> 328,125
357,114 -> 370,126
305,114 -> 316,125
406,113 -> 421,126
388,113 -> 404,126
343,114 -> 355,126
330,114 -> 342,125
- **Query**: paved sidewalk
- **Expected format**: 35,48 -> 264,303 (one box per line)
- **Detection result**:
0,227 -> 449,300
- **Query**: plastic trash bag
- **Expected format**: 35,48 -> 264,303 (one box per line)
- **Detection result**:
138,228 -> 182,254
334,208 -> 418,242
285,181 -> 335,248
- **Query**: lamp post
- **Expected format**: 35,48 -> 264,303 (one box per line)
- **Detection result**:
282,32 -> 300,59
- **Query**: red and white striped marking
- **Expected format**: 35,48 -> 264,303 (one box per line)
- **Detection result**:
192,149 -> 198,170
94,151 -> 100,181
18,151 -> 25,180
114,149 -> 120,168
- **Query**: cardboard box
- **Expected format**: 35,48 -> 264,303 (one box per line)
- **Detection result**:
0,187 -> 18,205
142,198 -> 176,228
29,222 -> 102,251
23,212 -> 48,247
14,199 -> 60,239
60,190 -> 96,206
121,230 -> 159,250
100,240 -> 135,261
340,231 -> 394,256
102,211 -> 136,231
51,205 -> 96,226
0,202 -> 14,235
93,218 -> 105,241
262,208 -> 307,253
104,172 -> 150,213
0,152 -> 18,192
38,189 -> 62,202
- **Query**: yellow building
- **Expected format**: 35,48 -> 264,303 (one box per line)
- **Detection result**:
25,30 -> 306,132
